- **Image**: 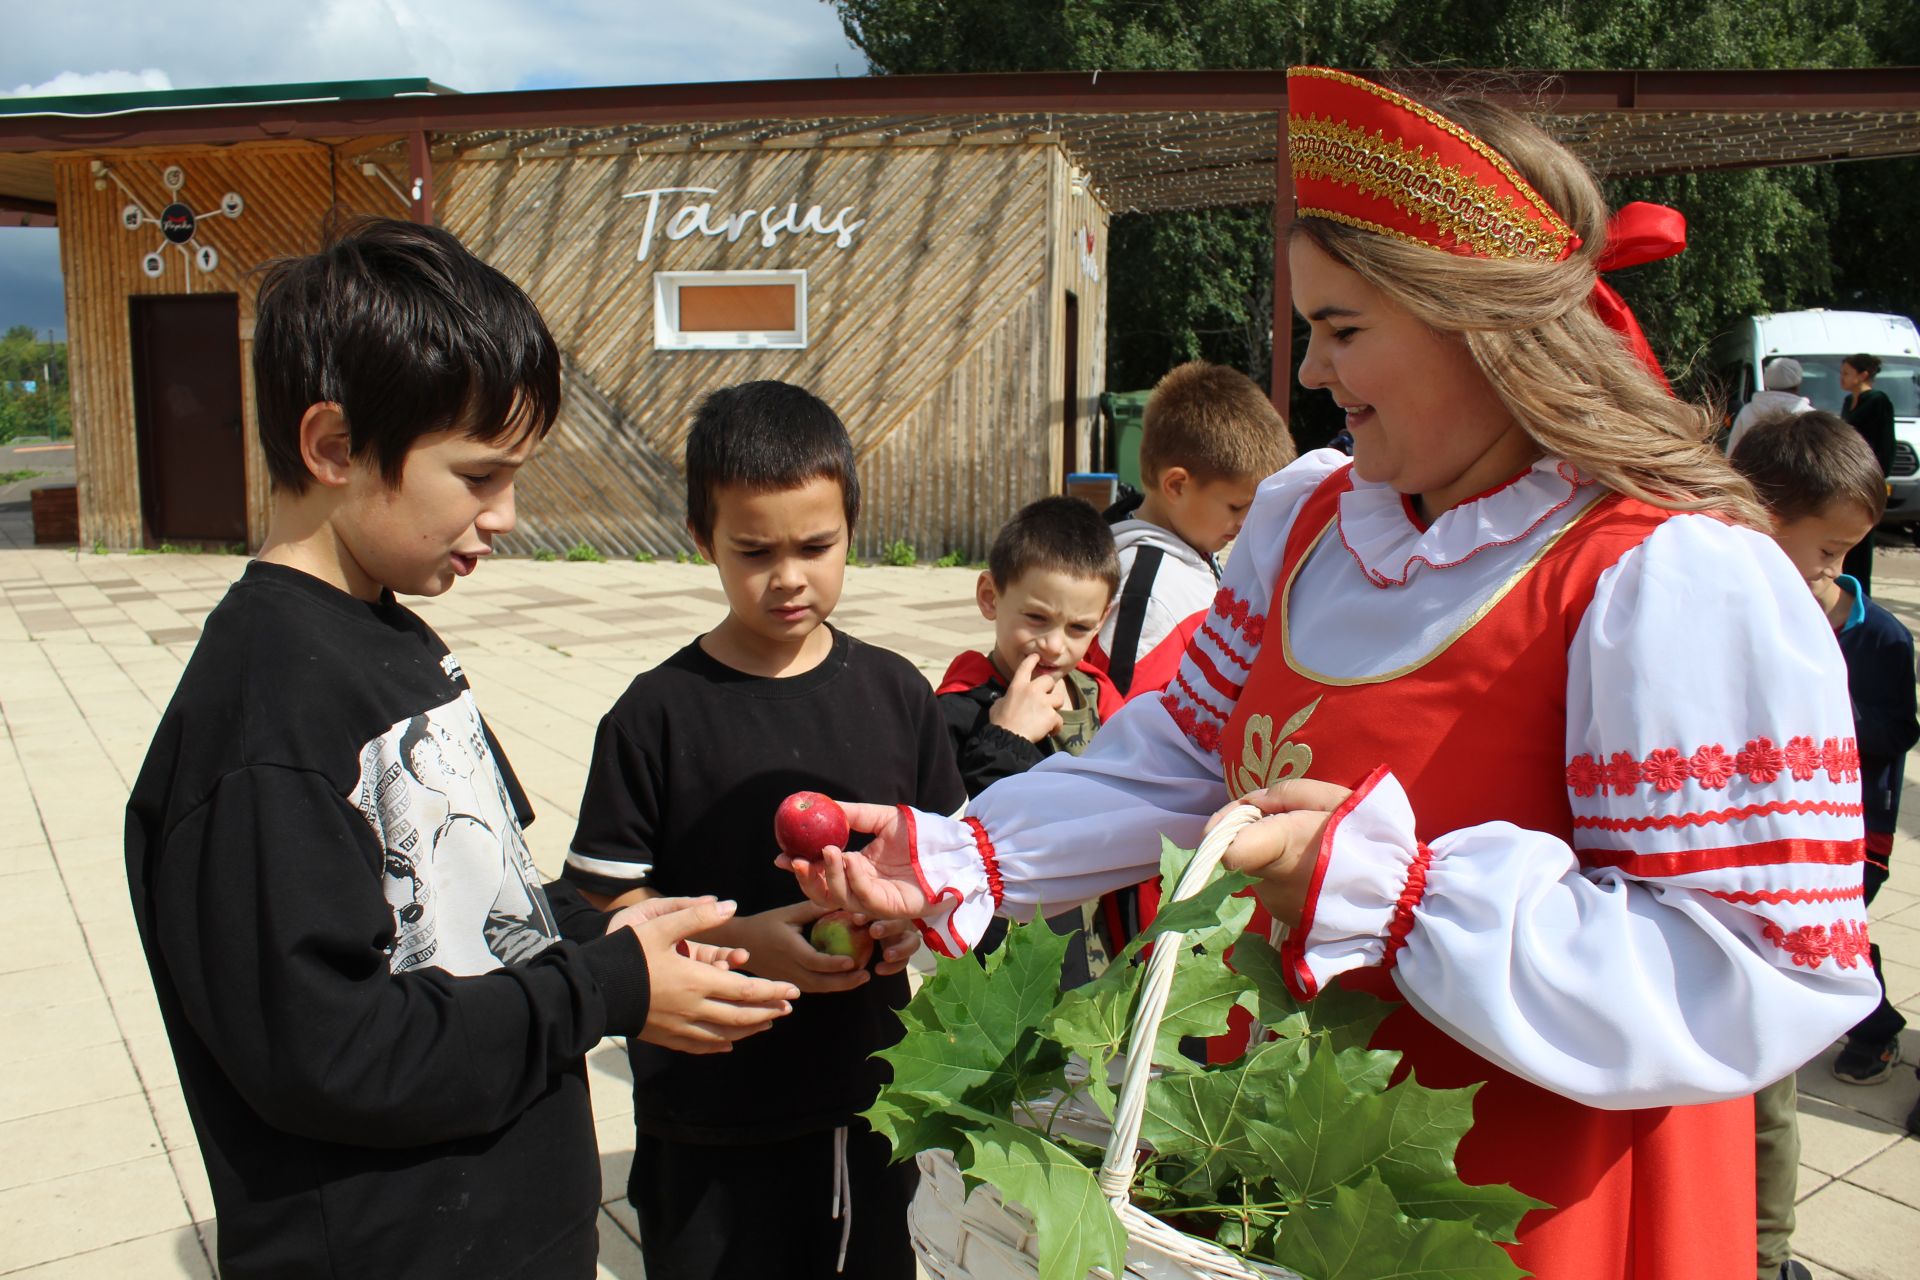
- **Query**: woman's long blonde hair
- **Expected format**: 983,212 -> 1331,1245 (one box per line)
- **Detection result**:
1293,95 -> 1768,528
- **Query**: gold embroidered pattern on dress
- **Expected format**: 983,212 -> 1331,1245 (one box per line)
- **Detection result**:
1291,115 -> 1576,262
1228,696 -> 1322,799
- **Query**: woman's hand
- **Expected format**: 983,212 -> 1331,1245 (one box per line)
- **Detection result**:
1214,779 -> 1352,930
862,914 -> 922,976
779,802 -> 933,920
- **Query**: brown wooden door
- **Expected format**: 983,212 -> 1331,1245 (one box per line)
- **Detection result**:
1062,290 -> 1080,488
130,295 -> 247,543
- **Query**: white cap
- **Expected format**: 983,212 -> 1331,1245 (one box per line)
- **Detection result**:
1763,357 -> 1804,390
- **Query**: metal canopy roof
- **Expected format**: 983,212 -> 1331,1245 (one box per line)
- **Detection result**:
5,67 -> 1920,220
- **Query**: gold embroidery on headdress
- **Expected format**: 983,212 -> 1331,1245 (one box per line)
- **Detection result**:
1292,115 -> 1573,262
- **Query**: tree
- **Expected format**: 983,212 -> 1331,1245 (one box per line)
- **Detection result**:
825,0 -> 1918,438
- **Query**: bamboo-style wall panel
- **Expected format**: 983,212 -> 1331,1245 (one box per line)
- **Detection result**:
56,142 -> 401,548
439,142 -> 1097,558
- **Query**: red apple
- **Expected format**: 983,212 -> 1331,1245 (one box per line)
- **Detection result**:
808,910 -> 875,970
774,791 -> 850,862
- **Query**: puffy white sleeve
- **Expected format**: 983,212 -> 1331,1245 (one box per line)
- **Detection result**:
1280,513 -> 1881,1107
905,450 -> 1350,956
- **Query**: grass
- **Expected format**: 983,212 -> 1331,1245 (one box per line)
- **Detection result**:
934,549 -> 968,568
632,549 -> 656,564
881,539 -> 918,567
0,468 -> 44,485
564,541 -> 604,563
531,547 -> 558,562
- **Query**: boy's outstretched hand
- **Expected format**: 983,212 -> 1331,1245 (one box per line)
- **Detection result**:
778,802 -> 933,921
609,898 -> 800,1054
725,900 -> 873,994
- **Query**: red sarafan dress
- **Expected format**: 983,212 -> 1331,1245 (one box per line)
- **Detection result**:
899,450 -> 1879,1277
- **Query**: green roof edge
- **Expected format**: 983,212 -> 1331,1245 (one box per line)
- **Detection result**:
0,78 -> 459,118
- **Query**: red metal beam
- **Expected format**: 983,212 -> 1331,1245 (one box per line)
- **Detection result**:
4,67 -> 1919,154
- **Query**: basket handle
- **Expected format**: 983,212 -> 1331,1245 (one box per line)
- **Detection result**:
1097,804 -> 1267,1201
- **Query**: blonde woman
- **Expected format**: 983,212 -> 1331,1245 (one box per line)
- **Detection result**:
788,68 -> 1879,1277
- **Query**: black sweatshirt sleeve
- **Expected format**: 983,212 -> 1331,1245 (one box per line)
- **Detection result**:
937,688 -> 1045,799
914,683 -> 968,814
544,876 -> 615,943
562,713 -> 663,898
149,764 -> 650,1150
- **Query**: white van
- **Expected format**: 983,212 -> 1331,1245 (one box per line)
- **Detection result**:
1710,310 -> 1920,525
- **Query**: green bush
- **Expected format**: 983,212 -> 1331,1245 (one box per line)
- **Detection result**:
881,539 -> 917,567
532,547 -> 558,562
934,549 -> 968,568
632,549 -> 656,564
564,541 -> 604,563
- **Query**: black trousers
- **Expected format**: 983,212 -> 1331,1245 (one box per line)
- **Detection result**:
1850,855 -> 1911,1047
630,1120 -> 918,1280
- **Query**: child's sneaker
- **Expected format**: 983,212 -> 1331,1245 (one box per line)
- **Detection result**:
1831,1035 -> 1900,1084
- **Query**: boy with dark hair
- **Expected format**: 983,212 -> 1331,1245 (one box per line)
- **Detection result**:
936,494 -> 1120,980
563,379 -> 964,1279
1731,410 -> 1920,1279
125,218 -> 798,1280
1092,360 -> 1292,699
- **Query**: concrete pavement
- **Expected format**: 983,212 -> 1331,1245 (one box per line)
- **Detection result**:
0,545 -> 1915,1278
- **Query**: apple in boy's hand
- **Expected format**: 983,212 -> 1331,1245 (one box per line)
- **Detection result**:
808,910 -> 875,970
774,791 -> 850,862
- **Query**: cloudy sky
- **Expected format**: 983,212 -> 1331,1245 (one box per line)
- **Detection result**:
1,0 -> 871,337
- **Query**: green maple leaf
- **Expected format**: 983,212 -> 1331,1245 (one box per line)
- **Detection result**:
875,914 -> 1072,1118
1232,936 -> 1393,1051
1140,1035 -> 1309,1196
1122,835 -> 1258,959
1268,1175 -> 1528,1280
1242,1052 -> 1541,1242
950,1103 -> 1128,1280
862,1090 -> 963,1162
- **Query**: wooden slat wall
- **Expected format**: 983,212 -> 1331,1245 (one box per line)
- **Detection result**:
438,143 -> 1069,558
1046,150 -> 1113,480
56,142 -> 399,547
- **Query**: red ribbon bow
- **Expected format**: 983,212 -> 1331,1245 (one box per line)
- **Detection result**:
1589,201 -> 1687,392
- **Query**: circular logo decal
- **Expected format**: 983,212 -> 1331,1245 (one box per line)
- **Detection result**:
159,203 -> 197,245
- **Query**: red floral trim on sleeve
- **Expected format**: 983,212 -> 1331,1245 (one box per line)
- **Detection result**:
1760,918 -> 1872,970
1210,587 -> 1266,647
1565,735 -> 1858,798
1379,842 -> 1434,974
1161,691 -> 1223,756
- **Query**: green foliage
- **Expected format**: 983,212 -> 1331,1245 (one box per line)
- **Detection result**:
881,538 -> 918,566
532,547 -> 558,562
564,541 -> 605,563
632,549 -> 656,563
0,469 -> 44,485
830,0 -> 1920,417
868,840 -> 1540,1278
934,548 -> 969,567
0,326 -> 71,443
846,547 -> 863,566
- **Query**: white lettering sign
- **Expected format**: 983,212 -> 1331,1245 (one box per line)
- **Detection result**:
620,186 -> 867,262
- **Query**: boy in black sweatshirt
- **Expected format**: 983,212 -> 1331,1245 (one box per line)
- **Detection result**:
563,381 -> 965,1279
1731,410 -> 1920,1279
123,219 -> 798,1280
934,495 -> 1120,981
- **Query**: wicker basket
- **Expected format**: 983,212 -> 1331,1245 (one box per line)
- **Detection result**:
906,806 -> 1302,1280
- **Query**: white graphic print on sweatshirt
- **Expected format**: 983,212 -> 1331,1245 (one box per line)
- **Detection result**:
352,690 -> 558,976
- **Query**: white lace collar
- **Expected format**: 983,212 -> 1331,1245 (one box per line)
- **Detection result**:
1335,457 -> 1593,588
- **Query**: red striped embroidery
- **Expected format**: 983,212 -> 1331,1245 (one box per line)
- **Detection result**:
1578,837 -> 1864,878
963,817 -> 1004,908
1761,918 -> 1871,970
1174,671 -> 1230,725
1708,885 -> 1865,906
1187,643 -> 1246,704
1565,735 -> 1858,798
1198,622 -> 1254,672
1572,799 -> 1866,831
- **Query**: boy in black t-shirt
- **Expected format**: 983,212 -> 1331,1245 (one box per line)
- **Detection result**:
124,219 -> 797,1280
564,380 -> 965,1279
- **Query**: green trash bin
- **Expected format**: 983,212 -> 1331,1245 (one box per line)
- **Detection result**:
1102,390 -> 1152,493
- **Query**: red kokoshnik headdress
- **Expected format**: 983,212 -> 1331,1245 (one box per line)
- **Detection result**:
1287,66 -> 1685,389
